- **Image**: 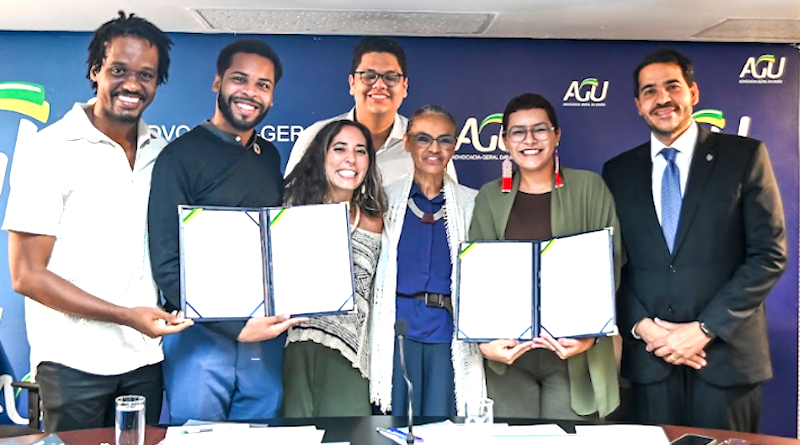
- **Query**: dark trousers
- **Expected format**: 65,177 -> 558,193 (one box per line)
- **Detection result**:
36,361 -> 162,433
391,338 -> 455,417
632,366 -> 762,433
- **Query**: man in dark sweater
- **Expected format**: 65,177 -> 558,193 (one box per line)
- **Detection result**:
148,39 -> 305,422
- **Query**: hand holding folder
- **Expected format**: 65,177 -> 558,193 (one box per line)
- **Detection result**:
532,334 -> 596,360
457,229 -> 617,342
237,314 -> 309,343
179,203 -> 356,321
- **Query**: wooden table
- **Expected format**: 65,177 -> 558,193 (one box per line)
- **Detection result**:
3,418 -> 798,445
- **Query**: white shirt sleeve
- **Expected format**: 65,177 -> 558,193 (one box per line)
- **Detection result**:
2,130 -> 64,237
284,122 -> 322,178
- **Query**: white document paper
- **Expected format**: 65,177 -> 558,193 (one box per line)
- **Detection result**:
268,203 -> 355,316
164,425 -> 324,445
457,242 -> 534,340
539,229 -> 616,338
574,424 -> 670,445
180,208 -> 266,319
495,424 -> 568,436
398,422 -> 568,444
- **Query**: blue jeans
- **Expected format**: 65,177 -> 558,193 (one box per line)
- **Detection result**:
162,325 -> 285,423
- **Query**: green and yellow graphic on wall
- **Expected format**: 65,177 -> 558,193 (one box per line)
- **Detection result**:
0,82 -> 50,123
692,109 -> 725,130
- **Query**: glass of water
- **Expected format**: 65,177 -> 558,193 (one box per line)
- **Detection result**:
115,395 -> 145,445
465,397 -> 494,425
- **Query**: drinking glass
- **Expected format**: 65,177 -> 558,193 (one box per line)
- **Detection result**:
465,397 -> 494,424
115,395 -> 145,445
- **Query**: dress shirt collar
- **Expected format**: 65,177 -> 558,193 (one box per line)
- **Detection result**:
201,120 -> 259,151
63,101 -> 155,150
347,107 -> 406,153
650,120 -> 699,161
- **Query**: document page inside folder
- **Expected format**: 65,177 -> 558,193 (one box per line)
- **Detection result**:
268,203 -> 355,316
180,208 -> 266,319
539,229 -> 616,338
457,241 -> 534,341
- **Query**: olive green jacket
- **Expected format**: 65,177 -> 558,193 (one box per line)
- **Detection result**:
468,167 -> 622,417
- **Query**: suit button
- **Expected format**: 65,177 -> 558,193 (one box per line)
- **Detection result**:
669,264 -> 676,274
668,305 -> 674,313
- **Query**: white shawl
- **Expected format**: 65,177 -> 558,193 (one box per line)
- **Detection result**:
369,173 -> 486,415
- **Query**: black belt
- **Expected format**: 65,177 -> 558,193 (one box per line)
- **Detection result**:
399,292 -> 453,315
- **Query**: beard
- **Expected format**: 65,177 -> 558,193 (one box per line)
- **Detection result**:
644,103 -> 692,139
217,92 -> 269,132
105,90 -> 148,124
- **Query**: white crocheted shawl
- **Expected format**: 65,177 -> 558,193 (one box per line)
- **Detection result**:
369,173 -> 486,415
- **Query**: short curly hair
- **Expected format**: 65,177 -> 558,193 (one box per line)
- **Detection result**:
86,11 -> 172,91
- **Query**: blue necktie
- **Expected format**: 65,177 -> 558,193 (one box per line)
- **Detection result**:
660,148 -> 682,253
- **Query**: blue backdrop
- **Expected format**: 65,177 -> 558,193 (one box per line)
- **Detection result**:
0,32 -> 797,436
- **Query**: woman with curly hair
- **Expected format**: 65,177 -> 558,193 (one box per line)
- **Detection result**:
282,119 -> 385,417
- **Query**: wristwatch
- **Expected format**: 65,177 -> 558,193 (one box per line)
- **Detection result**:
699,321 -> 716,339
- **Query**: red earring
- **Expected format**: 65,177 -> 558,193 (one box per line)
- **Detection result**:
554,148 -> 564,189
501,159 -> 513,193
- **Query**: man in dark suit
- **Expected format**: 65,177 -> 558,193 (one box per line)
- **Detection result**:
602,48 -> 786,432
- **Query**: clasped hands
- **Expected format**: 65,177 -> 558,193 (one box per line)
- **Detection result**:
636,318 -> 711,370
479,334 -> 595,365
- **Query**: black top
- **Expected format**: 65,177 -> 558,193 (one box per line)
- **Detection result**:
504,190 -> 552,241
148,123 -> 283,340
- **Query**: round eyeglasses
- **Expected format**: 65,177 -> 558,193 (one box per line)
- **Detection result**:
504,125 -> 556,143
408,132 -> 456,151
354,70 -> 405,87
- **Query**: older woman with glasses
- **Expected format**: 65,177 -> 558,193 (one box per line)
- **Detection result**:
469,93 -> 622,419
371,105 -> 484,417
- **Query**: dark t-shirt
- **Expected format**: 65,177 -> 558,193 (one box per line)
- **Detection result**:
504,191 -> 552,241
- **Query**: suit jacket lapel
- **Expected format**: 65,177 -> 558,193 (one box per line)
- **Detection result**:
672,125 -> 717,257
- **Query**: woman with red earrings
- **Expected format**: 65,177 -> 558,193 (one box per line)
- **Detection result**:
468,93 -> 622,420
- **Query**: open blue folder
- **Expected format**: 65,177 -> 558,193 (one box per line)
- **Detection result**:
456,228 -> 616,341
179,203 -> 356,321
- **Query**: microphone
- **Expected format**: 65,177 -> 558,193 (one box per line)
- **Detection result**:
395,319 -> 414,445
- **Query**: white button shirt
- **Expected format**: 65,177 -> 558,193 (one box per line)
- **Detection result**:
2,102 -> 166,375
650,121 -> 699,225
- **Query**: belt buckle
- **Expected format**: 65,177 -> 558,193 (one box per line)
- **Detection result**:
425,292 -> 444,308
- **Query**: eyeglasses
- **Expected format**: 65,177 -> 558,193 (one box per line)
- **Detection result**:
353,70 -> 405,87
408,133 -> 456,151
504,125 -> 556,143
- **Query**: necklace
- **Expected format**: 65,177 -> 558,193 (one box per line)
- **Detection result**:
407,198 -> 445,224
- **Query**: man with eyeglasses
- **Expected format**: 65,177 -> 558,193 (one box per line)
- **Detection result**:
285,36 -> 457,185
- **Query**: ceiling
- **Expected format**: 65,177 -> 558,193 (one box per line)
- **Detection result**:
3,0 -> 800,42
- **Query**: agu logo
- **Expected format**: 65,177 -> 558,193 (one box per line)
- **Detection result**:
692,109 -> 752,137
739,54 -> 785,84
0,81 -> 51,196
452,113 -> 512,161
562,77 -> 609,107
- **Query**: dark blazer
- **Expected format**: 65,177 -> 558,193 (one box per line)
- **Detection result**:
602,124 -> 787,387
